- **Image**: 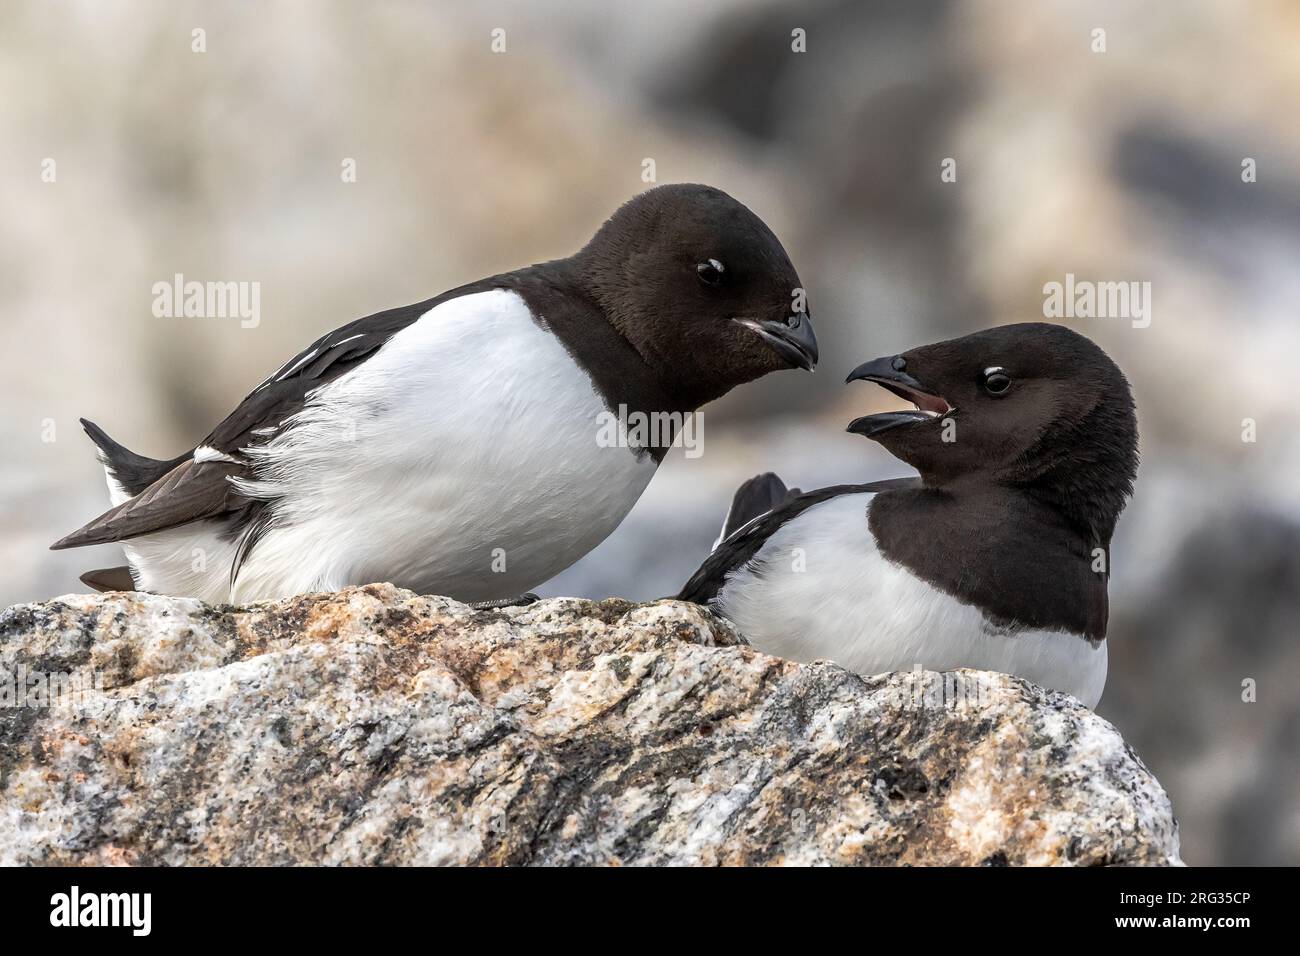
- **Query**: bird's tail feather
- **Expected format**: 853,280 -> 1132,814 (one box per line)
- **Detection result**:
80,418 -> 186,498
713,472 -> 800,548
79,565 -> 137,593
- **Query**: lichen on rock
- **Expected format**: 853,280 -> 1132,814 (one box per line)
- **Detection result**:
0,584 -> 1180,865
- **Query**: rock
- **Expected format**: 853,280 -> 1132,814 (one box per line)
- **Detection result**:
0,585 -> 1180,866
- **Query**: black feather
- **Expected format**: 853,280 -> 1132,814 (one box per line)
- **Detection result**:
78,565 -> 137,592
720,472 -> 796,539
50,459 -> 242,550
80,418 -> 188,498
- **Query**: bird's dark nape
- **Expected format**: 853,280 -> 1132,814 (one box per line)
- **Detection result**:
1012,369 -> 1139,548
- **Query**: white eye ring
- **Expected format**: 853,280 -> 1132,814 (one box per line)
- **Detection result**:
982,366 -> 1012,394
697,259 -> 725,284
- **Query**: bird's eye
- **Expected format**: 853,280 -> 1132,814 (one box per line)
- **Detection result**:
697,259 -> 725,285
982,367 -> 1012,395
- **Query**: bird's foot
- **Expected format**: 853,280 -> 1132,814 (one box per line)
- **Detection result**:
469,592 -> 540,610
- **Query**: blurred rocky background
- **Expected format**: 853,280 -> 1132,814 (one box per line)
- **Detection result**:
1,0 -> 1296,864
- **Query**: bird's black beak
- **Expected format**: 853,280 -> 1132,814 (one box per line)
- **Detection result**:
844,354 -> 952,437
733,313 -> 819,371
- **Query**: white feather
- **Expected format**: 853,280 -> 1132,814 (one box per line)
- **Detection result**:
123,290 -> 657,604
102,465 -> 131,508
193,445 -> 237,463
713,493 -> 1108,707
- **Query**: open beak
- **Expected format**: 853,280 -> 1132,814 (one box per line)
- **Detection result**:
844,355 -> 952,437
733,313 -> 819,371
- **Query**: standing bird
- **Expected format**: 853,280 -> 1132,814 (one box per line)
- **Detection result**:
678,323 -> 1137,707
53,184 -> 818,604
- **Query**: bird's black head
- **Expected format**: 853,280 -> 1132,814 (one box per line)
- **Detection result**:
845,323 -> 1139,544
574,184 -> 817,410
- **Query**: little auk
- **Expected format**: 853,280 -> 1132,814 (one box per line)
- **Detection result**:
678,323 -> 1137,707
54,184 -> 819,604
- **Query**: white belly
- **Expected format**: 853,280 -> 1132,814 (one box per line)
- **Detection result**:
127,290 -> 657,603
713,493 -> 1108,707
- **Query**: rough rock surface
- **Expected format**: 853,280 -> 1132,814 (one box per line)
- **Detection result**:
0,585 -> 1180,866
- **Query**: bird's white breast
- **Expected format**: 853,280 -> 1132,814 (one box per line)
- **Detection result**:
713,493 -> 1107,707
215,289 -> 657,602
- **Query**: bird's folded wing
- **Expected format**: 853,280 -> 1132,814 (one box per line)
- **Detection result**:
679,477 -> 922,604
53,284 -> 496,553
200,288 -> 483,451
50,458 -> 244,549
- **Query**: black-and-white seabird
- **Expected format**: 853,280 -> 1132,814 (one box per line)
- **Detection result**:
53,184 -> 819,604
678,323 -> 1138,707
